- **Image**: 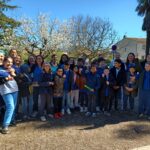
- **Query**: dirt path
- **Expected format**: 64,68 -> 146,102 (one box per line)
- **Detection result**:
0,112 -> 150,150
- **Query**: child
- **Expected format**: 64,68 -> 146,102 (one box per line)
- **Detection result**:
84,64 -> 100,117
70,65 -> 80,110
62,62 -> 73,115
53,68 -> 65,119
138,62 -> 150,120
100,66 -> 115,116
19,65 -> 33,120
39,63 -> 54,121
123,65 -> 138,111
110,59 -> 126,111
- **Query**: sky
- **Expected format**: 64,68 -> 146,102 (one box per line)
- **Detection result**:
7,0 -> 146,39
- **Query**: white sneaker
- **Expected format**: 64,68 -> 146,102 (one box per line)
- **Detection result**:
92,113 -> 96,117
40,116 -> 46,122
61,109 -> 65,115
104,111 -> 111,116
80,107 -> 83,112
84,107 -> 88,112
66,108 -> 71,115
85,112 -> 91,116
96,106 -> 100,112
31,111 -> 38,118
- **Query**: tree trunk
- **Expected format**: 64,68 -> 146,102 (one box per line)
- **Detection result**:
146,30 -> 150,57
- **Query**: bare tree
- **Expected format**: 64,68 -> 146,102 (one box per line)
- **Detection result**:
69,15 -> 118,55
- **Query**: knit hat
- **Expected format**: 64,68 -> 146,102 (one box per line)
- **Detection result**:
0,50 -> 5,55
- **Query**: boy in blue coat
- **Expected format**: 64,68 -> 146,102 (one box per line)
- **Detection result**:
84,64 -> 100,117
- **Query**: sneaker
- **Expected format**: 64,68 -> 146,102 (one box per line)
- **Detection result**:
40,116 -> 47,122
83,107 -> 87,112
1,127 -> 9,134
48,114 -> 54,118
61,109 -> 65,115
54,113 -> 60,119
92,113 -> 96,117
58,112 -> 63,118
31,111 -> 38,118
80,107 -> 83,112
96,107 -> 100,112
66,109 -> 71,115
104,111 -> 111,117
23,115 -> 28,120
85,112 -> 91,116
139,113 -> 144,118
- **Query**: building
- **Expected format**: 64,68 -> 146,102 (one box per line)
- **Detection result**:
115,36 -> 146,60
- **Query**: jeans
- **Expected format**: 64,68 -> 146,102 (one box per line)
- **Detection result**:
139,90 -> 150,115
70,90 -> 79,108
33,87 -> 39,112
123,94 -> 134,111
39,94 -> 53,116
2,91 -> 18,127
62,91 -> 71,110
22,95 -> 33,116
87,93 -> 96,113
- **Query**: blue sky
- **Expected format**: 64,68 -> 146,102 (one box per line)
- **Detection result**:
7,0 -> 146,39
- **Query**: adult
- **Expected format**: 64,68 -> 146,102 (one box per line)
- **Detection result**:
50,54 -> 58,74
125,52 -> 142,73
0,57 -> 18,134
9,48 -> 18,60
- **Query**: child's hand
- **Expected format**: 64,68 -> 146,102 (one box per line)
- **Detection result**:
63,74 -> 66,78
106,81 -> 109,85
49,82 -> 54,85
8,68 -> 16,77
102,73 -> 105,78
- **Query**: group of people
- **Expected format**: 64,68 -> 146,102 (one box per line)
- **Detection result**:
0,48 -> 150,134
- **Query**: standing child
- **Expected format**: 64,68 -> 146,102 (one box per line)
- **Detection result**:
70,66 -> 80,110
53,68 -> 65,119
84,64 -> 100,117
123,65 -> 139,111
39,63 -> 54,121
100,66 -> 115,116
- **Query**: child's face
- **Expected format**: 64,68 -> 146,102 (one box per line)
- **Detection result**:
3,58 -> 13,69
73,66 -> 78,73
90,66 -> 97,73
57,69 -> 63,76
104,69 -> 110,75
145,64 -> 150,71
44,64 -> 51,72
14,56 -> 22,65
129,67 -> 135,74
114,62 -> 121,68
99,61 -> 106,67
64,65 -> 70,70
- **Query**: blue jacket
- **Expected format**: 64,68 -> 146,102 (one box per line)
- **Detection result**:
85,72 -> 100,94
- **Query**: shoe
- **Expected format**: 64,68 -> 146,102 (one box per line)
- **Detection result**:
58,112 -> 63,118
147,116 -> 150,120
84,107 -> 88,112
23,115 -> 28,120
31,111 -> 38,118
61,109 -> 65,115
10,121 -> 17,127
40,116 -> 46,122
48,114 -> 54,118
139,114 -> 144,118
85,112 -> 91,116
54,113 -> 60,119
104,111 -> 111,116
66,109 -> 71,115
1,127 -> 9,134
96,107 -> 100,112
92,113 -> 96,117
80,107 -> 83,112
